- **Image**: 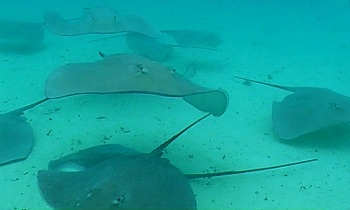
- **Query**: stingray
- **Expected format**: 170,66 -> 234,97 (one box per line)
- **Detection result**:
235,76 -> 350,139
0,53 -> 227,166
162,29 -> 223,50
45,53 -> 228,116
44,7 -> 161,38
37,114 -> 317,210
0,20 -> 44,53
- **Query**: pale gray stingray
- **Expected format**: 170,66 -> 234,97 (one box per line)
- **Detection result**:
0,99 -> 47,166
162,29 -> 223,49
235,76 -> 350,139
44,7 -> 161,38
0,20 -> 44,53
45,53 -> 228,116
37,114 -> 317,210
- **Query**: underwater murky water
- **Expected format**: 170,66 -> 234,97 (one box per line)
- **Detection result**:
0,0 -> 349,209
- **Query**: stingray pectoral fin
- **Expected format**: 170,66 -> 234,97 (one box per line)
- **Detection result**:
0,114 -> 33,166
183,90 -> 228,116
186,158 -> 317,179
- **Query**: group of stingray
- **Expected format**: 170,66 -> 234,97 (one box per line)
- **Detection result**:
1,6 -> 349,210
0,7 -> 222,58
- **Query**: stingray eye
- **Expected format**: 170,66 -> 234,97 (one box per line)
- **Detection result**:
135,64 -> 148,74
329,102 -> 341,111
172,68 -> 176,73
111,195 -> 124,206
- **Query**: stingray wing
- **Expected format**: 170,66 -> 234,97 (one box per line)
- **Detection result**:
272,88 -> 350,139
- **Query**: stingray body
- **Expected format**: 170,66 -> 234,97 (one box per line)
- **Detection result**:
235,76 -> 350,139
44,8 -> 161,38
45,53 -> 228,116
38,144 -> 196,210
37,114 -> 317,209
37,114 -> 212,210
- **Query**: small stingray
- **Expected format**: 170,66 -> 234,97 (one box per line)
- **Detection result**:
235,76 -> 350,139
162,29 -> 223,50
44,7 -> 161,38
0,20 -> 44,53
37,114 -> 317,210
45,53 -> 228,116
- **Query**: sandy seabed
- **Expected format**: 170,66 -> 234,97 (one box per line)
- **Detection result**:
0,1 -> 349,209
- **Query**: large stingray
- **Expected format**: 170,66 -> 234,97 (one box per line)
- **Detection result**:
0,20 -> 44,53
235,76 -> 350,139
44,7 -> 161,38
45,53 -> 228,116
37,114 -> 317,210
0,54 -> 227,166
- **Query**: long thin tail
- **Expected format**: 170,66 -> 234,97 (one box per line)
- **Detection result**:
234,76 -> 296,92
150,113 -> 211,156
6,98 -> 49,116
186,158 -> 317,179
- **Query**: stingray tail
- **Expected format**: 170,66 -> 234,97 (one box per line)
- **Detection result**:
186,158 -> 317,179
234,76 -> 296,92
8,98 -> 49,116
150,113 -> 211,156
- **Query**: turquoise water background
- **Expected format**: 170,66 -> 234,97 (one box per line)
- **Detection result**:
0,0 -> 350,209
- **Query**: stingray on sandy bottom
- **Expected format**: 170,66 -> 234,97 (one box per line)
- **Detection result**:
44,7 -> 161,38
235,76 -> 350,139
37,114 -> 317,210
0,20 -> 44,53
45,53 -> 228,116
0,53 -> 227,166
